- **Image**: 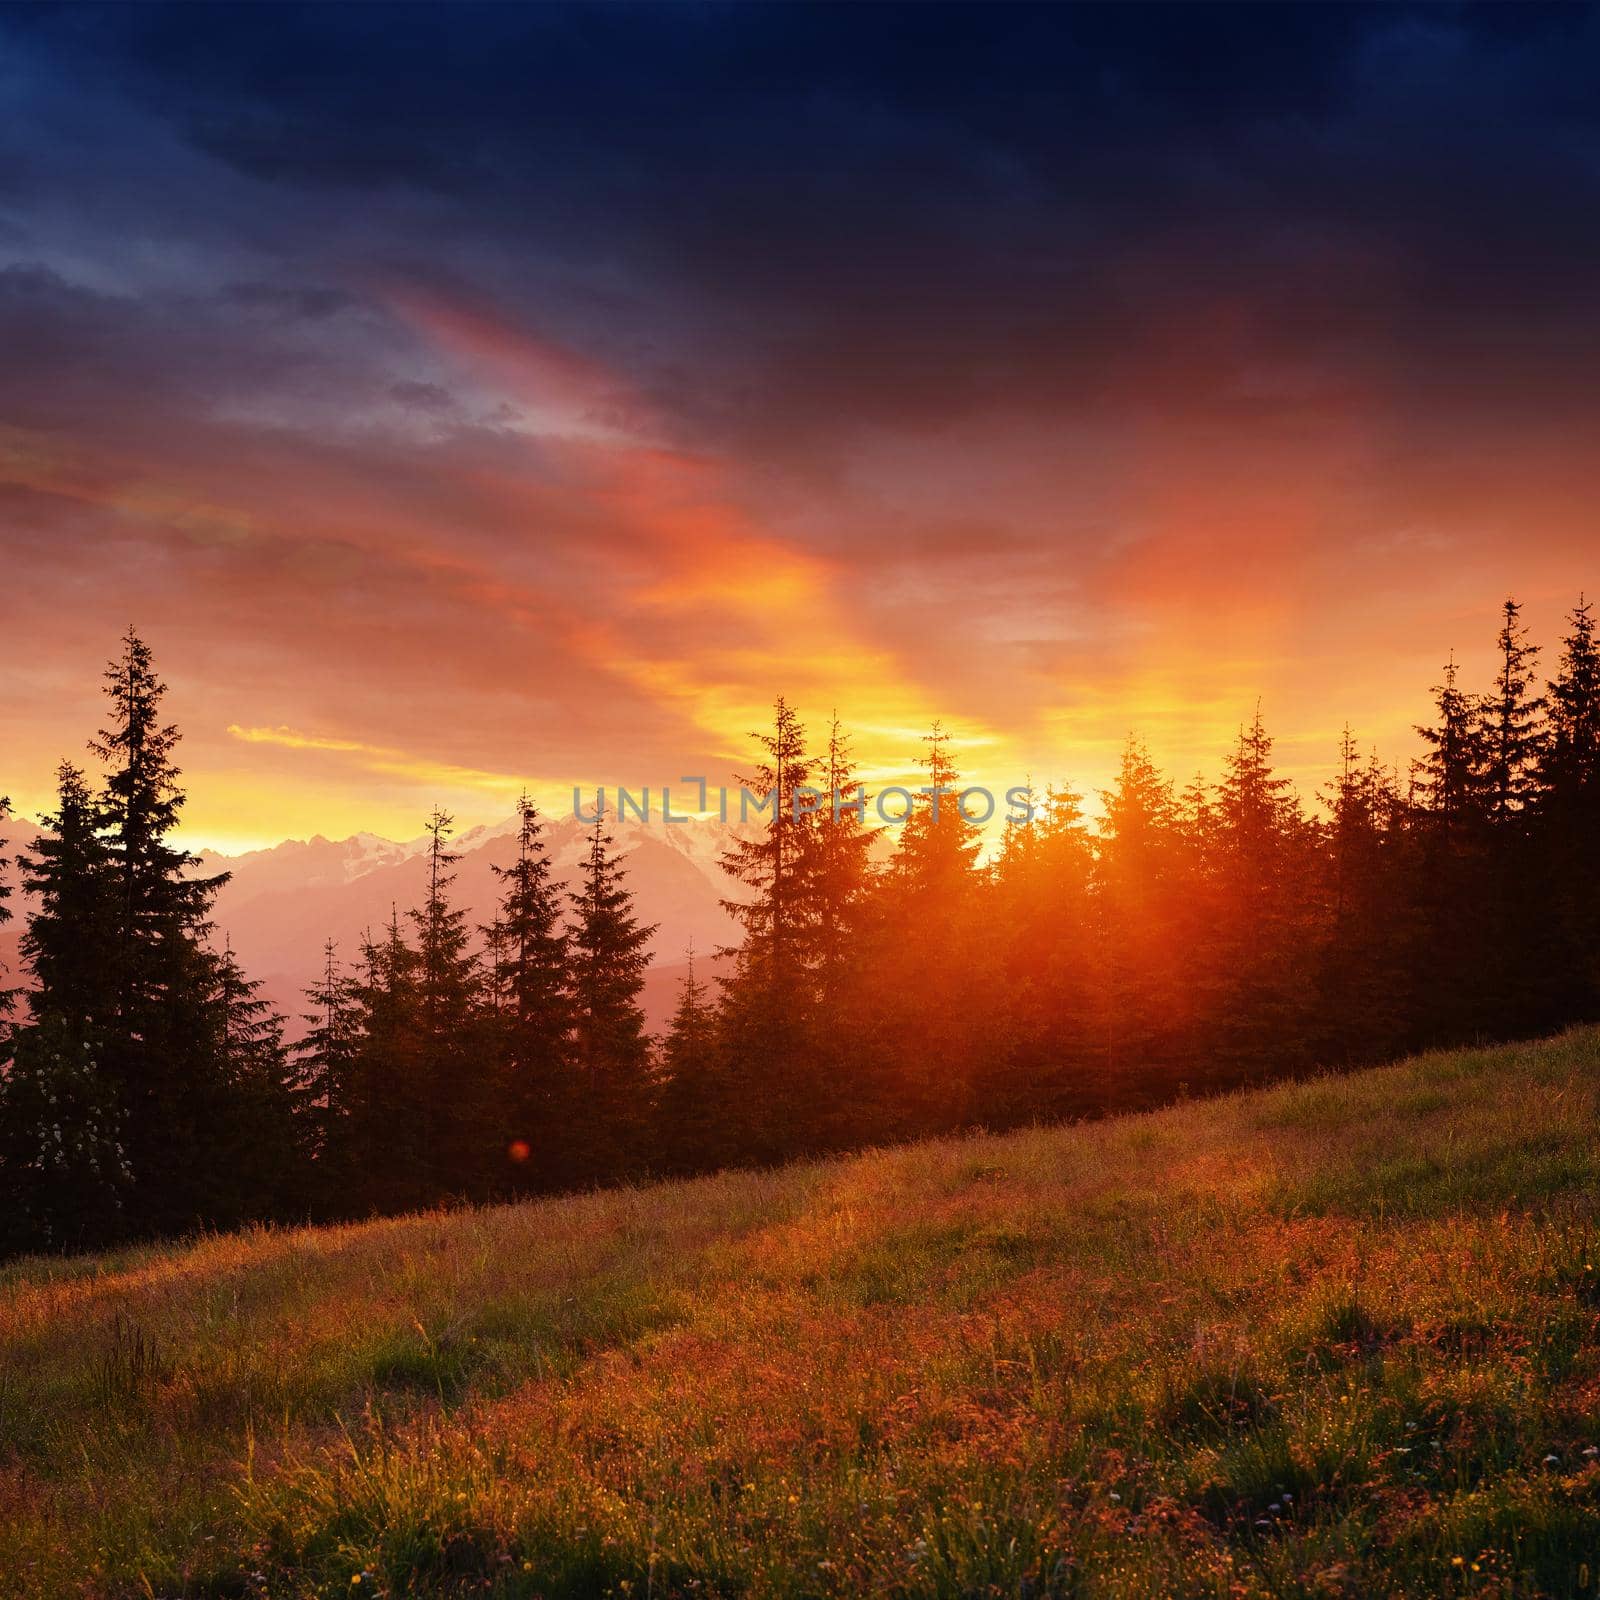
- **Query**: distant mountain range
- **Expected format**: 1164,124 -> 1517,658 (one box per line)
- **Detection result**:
1,813 -> 751,1037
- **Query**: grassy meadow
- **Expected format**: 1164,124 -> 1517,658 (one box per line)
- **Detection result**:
6,1030 -> 1600,1597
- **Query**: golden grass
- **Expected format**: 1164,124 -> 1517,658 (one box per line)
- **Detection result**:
4,1029 -> 1600,1596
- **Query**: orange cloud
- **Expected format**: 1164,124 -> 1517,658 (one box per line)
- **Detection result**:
379,285 -> 1017,785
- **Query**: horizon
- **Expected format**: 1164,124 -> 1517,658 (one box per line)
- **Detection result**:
6,597 -> 1587,858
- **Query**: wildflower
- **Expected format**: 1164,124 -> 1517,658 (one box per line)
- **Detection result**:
1452,1556 -> 1465,1567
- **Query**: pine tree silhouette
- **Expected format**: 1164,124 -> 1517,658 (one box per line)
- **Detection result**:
0,794 -> 13,1025
295,938 -> 361,1165
18,764 -> 116,1028
204,933 -> 299,1222
811,714 -> 875,1015
569,808 -> 656,1178
87,632 -> 241,1233
1095,736 -> 1192,1089
408,809 -> 484,1193
870,721 -> 991,1134
489,794 -> 575,1189
1537,596 -> 1600,1021
1415,655 -> 1491,842
1316,732 -> 1419,1064
655,942 -> 726,1171
986,776 -> 1100,1122
1206,709 -> 1318,1084
719,696 -> 818,994
717,698 -> 833,1156
1486,599 -> 1547,826
343,907 -> 422,1212
1541,596 -> 1600,802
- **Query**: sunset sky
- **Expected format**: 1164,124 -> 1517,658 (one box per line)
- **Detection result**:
4,3 -> 1598,851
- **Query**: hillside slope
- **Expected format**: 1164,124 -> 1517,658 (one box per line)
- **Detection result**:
5,1031 -> 1600,1598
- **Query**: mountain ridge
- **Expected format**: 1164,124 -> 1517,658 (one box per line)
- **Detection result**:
1,811 -> 753,1035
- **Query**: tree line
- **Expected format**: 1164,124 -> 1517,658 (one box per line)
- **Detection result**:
1,597 -> 1597,1255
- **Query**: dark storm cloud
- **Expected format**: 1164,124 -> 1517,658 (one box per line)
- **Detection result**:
6,2 -> 1600,457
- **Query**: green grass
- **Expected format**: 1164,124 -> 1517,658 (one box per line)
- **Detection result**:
5,1029 -> 1600,1597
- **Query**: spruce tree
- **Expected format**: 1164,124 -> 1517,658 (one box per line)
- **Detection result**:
18,764 -> 117,1028
210,936 -> 284,1085
1094,736 -> 1202,1095
654,944 -> 726,1172
6,636 -> 288,1244
342,909 -> 423,1213
1541,596 -> 1600,803
811,715 -> 876,1016
489,795 -> 574,1189
295,939 -> 361,1166
3,768 -> 129,1252
892,721 -> 982,904
0,794 -> 13,1027
568,810 -> 656,1179
86,631 -> 234,1234
872,722 -> 989,1135
1537,597 -> 1600,1018
1485,598 -> 1547,826
719,696 -> 818,997
480,918 -> 510,1019
1414,655 -> 1491,842
1412,654 -> 1496,1040
1214,711 -> 1303,905
985,778 -> 1099,1122
204,935 -> 300,1223
717,698 -> 826,1157
1327,727 -> 1365,928
1206,709 -> 1318,1084
991,776 -> 1043,887
805,716 -> 882,1145
1315,731 -> 1420,1064
409,809 -> 485,1196
1475,601 -> 1551,1030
